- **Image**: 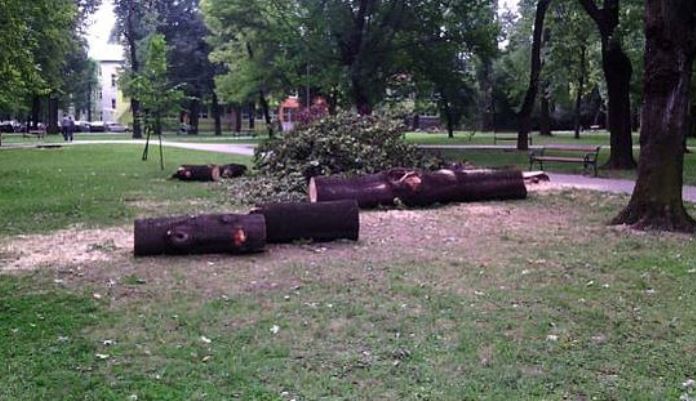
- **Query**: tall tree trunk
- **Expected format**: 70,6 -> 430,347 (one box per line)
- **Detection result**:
574,44 -> 587,139
248,102 -> 255,131
578,0 -> 635,169
87,79 -> 93,122
517,0 -> 551,150
478,59 -> 495,132
612,0 -> 696,232
189,98 -> 200,135
351,75 -> 372,115
127,0 -> 142,139
259,90 -> 274,138
234,106 -> 242,132
31,95 -> 41,129
443,99 -> 454,139
47,95 -> 59,135
212,93 -> 222,136
539,90 -> 552,136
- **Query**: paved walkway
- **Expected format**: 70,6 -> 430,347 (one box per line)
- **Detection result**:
0,139 -> 256,156
548,173 -> 696,203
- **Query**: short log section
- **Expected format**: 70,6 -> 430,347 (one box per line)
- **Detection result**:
221,163 -> 247,178
309,168 -> 527,208
134,213 -> 266,256
172,165 -> 221,182
252,200 -> 359,243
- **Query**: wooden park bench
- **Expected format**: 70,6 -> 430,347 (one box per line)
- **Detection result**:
494,132 -> 532,145
529,145 -> 601,176
24,129 -> 46,140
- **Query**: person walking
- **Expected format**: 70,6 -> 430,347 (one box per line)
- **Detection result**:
61,115 -> 70,141
67,116 -> 75,142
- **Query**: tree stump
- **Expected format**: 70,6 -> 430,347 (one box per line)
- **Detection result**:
252,200 -> 359,243
309,168 -> 527,208
172,165 -> 221,181
220,163 -> 247,178
134,213 -> 266,256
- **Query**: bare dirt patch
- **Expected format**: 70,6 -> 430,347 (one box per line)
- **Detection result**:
1,191 -> 585,302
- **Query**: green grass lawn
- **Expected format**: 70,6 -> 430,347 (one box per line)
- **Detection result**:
2,191 -> 696,400
0,145 -> 251,235
2,145 -> 696,399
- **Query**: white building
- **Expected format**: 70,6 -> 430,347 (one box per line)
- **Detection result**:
93,44 -> 126,122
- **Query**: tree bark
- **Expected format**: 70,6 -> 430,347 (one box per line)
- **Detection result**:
309,168 -> 527,209
47,95 -> 59,135
577,0 -> 636,169
517,0 -> 552,150
189,98 -> 200,135
234,106 -> 242,133
126,0 -> 142,139
612,0 -> 696,232
574,44 -> 587,139
171,164 -> 221,182
220,163 -> 247,178
31,95 -> 41,130
252,200 -> 360,243
134,213 -> 266,256
478,58 -> 495,132
212,93 -> 222,136
248,102 -> 255,130
259,90 -> 274,138
539,89 -> 552,136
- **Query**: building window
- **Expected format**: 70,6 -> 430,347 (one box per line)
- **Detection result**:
111,74 -> 117,88
111,99 -> 116,109
99,91 -> 103,100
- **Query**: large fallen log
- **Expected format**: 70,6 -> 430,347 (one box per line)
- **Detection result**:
172,164 -> 221,182
221,163 -> 248,178
252,200 -> 359,243
309,168 -> 527,208
308,172 -> 397,208
134,213 -> 266,256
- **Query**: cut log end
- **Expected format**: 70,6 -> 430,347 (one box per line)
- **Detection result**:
210,165 -> 221,181
308,177 -> 318,203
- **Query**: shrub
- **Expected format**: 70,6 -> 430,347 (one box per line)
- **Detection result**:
227,112 -> 441,204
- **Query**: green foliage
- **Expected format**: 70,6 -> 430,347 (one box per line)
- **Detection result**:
121,34 -> 183,135
232,112 -> 438,203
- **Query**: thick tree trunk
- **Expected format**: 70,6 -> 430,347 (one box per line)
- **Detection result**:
172,165 -> 221,182
31,95 -> 41,129
220,163 -> 247,178
134,213 -> 266,256
309,168 -> 527,208
612,0 -> 696,232
517,0 -> 551,150
252,200 -> 360,243
578,0 -> 635,169
259,90 -> 274,138
189,98 -> 200,135
443,99 -> 455,138
574,45 -> 587,139
539,90 -> 552,136
212,93 -> 222,136
602,42 -> 636,169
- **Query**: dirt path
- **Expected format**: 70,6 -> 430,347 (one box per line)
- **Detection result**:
548,173 -> 696,202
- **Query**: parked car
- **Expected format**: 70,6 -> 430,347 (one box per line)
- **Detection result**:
0,121 -> 17,133
105,122 -> 128,132
73,120 -> 91,132
89,121 -> 106,132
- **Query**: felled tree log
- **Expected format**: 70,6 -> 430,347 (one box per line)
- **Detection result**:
172,165 -> 221,181
309,173 -> 396,208
134,213 -> 266,256
220,163 -> 247,178
252,200 -> 359,243
309,168 -> 527,208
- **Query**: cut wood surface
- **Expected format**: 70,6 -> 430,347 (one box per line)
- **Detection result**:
253,200 -> 359,243
309,168 -> 527,208
172,164 -> 221,182
221,163 -> 247,178
134,213 -> 266,256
